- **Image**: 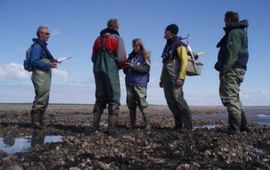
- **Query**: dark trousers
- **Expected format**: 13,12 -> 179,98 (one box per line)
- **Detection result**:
163,84 -> 193,129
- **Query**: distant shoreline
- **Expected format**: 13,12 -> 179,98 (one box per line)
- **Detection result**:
0,103 -> 269,107
0,103 -> 269,125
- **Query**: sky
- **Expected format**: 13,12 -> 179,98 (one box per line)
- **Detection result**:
0,0 -> 270,106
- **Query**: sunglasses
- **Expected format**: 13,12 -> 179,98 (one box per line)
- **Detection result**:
40,32 -> 50,35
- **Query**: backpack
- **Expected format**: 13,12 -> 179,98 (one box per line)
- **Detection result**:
23,44 -> 35,71
182,36 -> 204,76
23,41 -> 55,71
97,34 -> 126,69
162,36 -> 204,76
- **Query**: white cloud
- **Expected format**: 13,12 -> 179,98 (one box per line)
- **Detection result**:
150,61 -> 162,68
51,29 -> 61,37
0,63 -> 30,80
0,64 -> 268,105
0,68 -> 7,77
52,69 -> 68,81
69,78 -> 91,86
0,83 -> 269,106
241,90 -> 270,101
16,48 -> 27,54
240,90 -> 270,106
0,63 -> 68,82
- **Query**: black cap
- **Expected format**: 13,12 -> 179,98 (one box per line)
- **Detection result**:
165,24 -> 179,35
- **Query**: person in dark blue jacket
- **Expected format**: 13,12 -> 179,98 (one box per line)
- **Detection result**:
30,26 -> 57,129
123,39 -> 151,129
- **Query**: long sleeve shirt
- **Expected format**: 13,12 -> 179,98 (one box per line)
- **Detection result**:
176,46 -> 188,80
30,39 -> 51,71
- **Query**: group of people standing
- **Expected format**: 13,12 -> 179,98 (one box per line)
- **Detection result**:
28,11 -> 249,135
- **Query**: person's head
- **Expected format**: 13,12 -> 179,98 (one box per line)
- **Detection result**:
164,24 -> 178,39
224,11 -> 239,27
132,38 -> 149,58
36,26 -> 50,41
107,19 -> 119,31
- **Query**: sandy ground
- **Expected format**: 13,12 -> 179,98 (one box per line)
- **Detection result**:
0,104 -> 269,169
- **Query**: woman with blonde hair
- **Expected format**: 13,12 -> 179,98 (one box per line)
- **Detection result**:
123,38 -> 151,129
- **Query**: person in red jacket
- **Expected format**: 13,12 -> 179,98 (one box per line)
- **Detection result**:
91,19 -> 126,131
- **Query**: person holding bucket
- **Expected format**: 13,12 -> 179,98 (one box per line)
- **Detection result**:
160,24 -> 193,130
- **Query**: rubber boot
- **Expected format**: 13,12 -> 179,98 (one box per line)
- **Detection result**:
108,105 -> 119,128
31,110 -> 43,129
39,112 -> 44,127
182,108 -> 193,130
129,110 -> 136,128
141,108 -> 151,130
31,129 -> 45,147
173,113 -> 183,130
174,122 -> 182,130
240,109 -> 250,132
108,114 -> 118,129
92,105 -> 103,131
92,112 -> 101,130
228,108 -> 241,134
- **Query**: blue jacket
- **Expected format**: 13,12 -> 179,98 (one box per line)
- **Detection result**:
124,53 -> 150,87
30,38 -> 54,71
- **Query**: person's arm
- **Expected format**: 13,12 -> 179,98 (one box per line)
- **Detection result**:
116,37 -> 127,64
91,37 -> 100,63
30,44 -> 51,71
131,57 -> 150,73
123,67 -> 129,74
219,31 -> 241,75
176,46 -> 188,81
159,64 -> 165,88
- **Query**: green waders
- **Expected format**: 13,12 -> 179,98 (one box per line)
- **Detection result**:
31,59 -> 51,129
31,129 -> 45,147
126,85 -> 151,129
219,68 -> 248,132
93,71 -> 120,130
163,84 -> 193,130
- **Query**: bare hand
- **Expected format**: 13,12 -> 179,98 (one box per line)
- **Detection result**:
219,75 -> 225,82
126,63 -> 134,68
176,79 -> 184,86
50,61 -> 58,68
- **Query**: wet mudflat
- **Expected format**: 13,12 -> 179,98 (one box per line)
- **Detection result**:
0,104 -> 269,169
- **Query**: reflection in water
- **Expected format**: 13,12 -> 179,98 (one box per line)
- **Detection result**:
257,122 -> 270,126
256,114 -> 270,126
0,129 -> 63,154
3,128 -> 16,147
243,144 -> 264,154
194,124 -> 221,129
0,136 -> 31,154
256,114 -> 270,118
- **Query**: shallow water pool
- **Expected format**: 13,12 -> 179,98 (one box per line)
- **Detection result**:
194,124 -> 221,129
0,134 -> 63,154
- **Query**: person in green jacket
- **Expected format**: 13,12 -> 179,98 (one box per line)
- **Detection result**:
215,11 -> 249,134
91,19 -> 126,131
160,24 -> 193,130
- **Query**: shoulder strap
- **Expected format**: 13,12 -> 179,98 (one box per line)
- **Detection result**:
35,41 -> 55,61
98,35 -> 105,50
97,34 -> 115,54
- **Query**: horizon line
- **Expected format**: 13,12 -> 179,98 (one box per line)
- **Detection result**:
0,103 -> 269,107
